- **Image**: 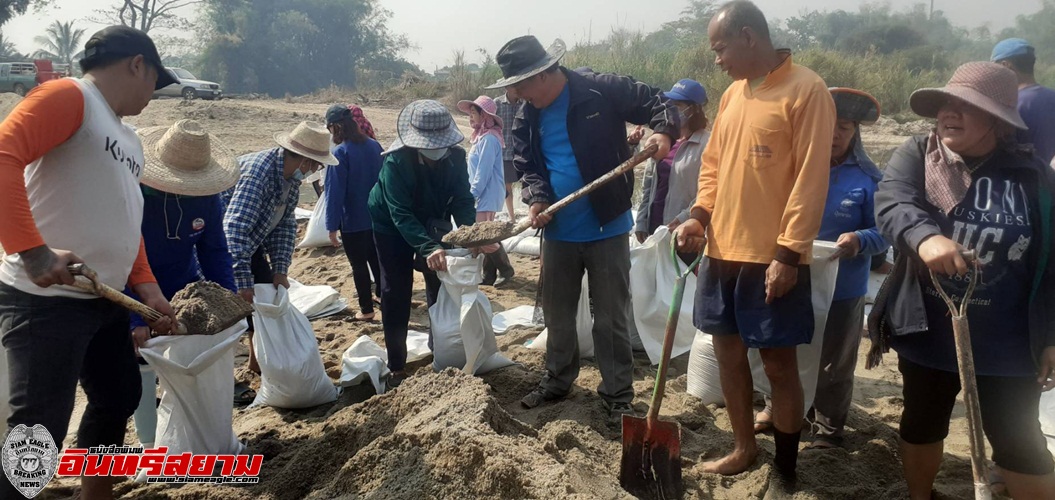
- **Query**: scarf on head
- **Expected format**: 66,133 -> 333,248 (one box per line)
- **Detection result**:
848,127 -> 882,181
924,130 -> 980,215
470,112 -> 505,148
349,105 -> 376,140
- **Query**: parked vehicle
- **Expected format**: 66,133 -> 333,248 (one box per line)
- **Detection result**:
34,60 -> 63,84
154,67 -> 222,100
0,63 -> 37,96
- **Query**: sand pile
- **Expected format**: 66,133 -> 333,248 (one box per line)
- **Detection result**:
443,220 -> 516,247
170,281 -> 253,334
0,93 -> 23,121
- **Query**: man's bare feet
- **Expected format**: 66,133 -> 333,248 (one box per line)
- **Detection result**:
702,446 -> 759,475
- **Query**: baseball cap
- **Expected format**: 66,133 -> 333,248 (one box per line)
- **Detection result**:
325,104 -> 352,125
82,26 -> 177,90
991,38 -> 1034,62
664,79 -> 708,105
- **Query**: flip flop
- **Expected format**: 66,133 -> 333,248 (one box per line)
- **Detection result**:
803,438 -> 839,450
753,408 -> 774,434
234,382 -> 256,406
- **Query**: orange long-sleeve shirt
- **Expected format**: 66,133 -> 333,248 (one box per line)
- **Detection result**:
694,52 -> 835,265
0,79 -> 155,293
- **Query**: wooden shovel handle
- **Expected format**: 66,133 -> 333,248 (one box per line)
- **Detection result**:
67,264 -> 165,323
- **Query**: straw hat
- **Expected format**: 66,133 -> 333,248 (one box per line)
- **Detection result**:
274,121 -> 339,166
909,62 -> 1026,130
137,119 -> 240,196
457,95 -> 503,129
384,100 -> 464,154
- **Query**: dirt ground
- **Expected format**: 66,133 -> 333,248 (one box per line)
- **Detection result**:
2,95 -> 981,499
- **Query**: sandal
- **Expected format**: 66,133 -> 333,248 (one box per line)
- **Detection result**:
803,437 -> 840,450
234,382 -> 256,406
754,408 -> 774,434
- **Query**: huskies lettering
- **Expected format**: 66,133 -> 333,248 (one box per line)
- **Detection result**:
105,136 -> 142,177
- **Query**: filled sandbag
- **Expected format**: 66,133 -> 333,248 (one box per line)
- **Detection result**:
630,227 -> 699,364
527,274 -> 594,358
297,193 -> 331,249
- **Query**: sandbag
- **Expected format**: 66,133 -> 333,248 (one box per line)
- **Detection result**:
527,274 -> 594,358
630,227 -> 699,364
492,305 -> 536,335
138,321 -> 247,459
1042,391 -> 1055,455
685,241 -> 840,416
297,193 -> 331,249
250,284 -> 338,408
430,252 -> 515,375
338,332 -> 432,395
287,278 -> 340,318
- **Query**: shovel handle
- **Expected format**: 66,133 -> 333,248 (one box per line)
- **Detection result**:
645,239 -> 699,424
541,144 -> 657,219
67,264 -> 186,335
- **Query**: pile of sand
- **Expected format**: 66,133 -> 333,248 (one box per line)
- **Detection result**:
170,281 -> 253,334
0,93 -> 23,121
443,221 -> 515,247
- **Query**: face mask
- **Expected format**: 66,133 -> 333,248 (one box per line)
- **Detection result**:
419,148 -> 450,161
677,106 -> 695,124
291,169 -> 306,181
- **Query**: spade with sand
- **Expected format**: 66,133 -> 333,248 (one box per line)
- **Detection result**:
443,145 -> 658,248
69,263 -> 253,335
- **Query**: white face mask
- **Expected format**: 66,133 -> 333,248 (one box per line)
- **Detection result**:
419,148 -> 450,161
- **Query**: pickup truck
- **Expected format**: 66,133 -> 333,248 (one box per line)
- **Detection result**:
154,67 -> 223,100
0,63 -> 37,96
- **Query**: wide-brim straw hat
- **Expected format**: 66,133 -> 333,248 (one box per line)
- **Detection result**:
909,61 -> 1027,130
485,36 -> 566,90
456,95 -> 504,129
137,119 -> 240,196
274,121 -> 339,165
830,87 -> 881,125
384,99 -> 464,154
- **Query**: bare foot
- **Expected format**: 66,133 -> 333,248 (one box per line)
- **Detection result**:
355,311 -> 375,321
702,446 -> 759,475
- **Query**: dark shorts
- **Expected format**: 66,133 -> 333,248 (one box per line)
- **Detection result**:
503,160 -> 518,184
898,356 -> 1054,475
692,256 -> 813,348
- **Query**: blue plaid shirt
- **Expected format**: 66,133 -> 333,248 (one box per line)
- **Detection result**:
495,94 -> 522,162
222,148 -> 301,290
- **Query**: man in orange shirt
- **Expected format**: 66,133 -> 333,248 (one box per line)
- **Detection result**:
0,26 -> 177,499
674,1 -> 835,494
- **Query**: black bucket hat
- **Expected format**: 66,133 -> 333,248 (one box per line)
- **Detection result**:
485,36 -> 566,90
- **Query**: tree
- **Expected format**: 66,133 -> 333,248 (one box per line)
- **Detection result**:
0,0 -> 50,28
0,31 -> 23,61
97,0 -> 201,33
32,20 -> 85,68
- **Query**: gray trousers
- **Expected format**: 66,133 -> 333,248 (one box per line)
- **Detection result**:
539,235 -> 634,404
812,296 -> 866,442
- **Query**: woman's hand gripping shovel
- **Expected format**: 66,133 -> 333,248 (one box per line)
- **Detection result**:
620,238 -> 702,500
929,250 -> 991,500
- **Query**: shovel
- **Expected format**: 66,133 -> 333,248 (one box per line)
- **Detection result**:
68,263 -> 190,335
620,238 -> 702,500
443,144 -> 658,248
928,250 -> 991,500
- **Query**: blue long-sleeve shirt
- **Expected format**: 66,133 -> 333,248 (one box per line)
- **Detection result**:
324,139 -> 383,233
818,146 -> 889,301
467,133 -> 506,213
128,187 -> 236,329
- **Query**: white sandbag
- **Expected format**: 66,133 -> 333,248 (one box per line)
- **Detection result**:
1041,391 -> 1055,455
630,226 -> 699,365
686,331 -> 723,405
295,207 -> 312,220
308,298 -> 349,320
492,305 -> 536,334
430,253 -> 515,375
338,332 -> 432,395
684,241 -> 840,416
527,274 -> 594,358
250,284 -> 338,408
297,193 -> 331,249
138,321 -> 247,457
504,233 -> 541,257
287,278 -> 340,318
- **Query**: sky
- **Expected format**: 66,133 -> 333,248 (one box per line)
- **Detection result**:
2,0 -> 1045,69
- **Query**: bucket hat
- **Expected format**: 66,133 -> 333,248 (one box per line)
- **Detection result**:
485,36 -> 566,90
456,95 -> 503,129
136,120 -> 240,196
274,121 -> 339,165
830,87 -> 881,125
385,100 -> 464,154
909,62 -> 1026,130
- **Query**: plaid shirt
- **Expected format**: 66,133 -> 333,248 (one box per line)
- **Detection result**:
222,147 -> 301,290
494,94 -> 522,161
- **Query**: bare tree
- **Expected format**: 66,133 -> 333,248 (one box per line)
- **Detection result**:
97,0 -> 202,33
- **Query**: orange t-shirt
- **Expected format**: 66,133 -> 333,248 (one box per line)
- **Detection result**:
694,53 -> 835,265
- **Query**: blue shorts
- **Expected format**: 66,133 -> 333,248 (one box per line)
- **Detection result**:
693,257 -> 814,348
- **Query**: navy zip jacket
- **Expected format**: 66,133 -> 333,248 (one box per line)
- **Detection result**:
128,187 -> 237,329
324,138 -> 384,234
513,67 -> 679,225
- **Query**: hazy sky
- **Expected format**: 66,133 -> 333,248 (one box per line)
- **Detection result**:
3,0 -> 1044,69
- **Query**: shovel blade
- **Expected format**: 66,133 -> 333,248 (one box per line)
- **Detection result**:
620,414 -> 683,500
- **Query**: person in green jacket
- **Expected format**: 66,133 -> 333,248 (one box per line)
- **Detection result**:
368,100 -> 494,389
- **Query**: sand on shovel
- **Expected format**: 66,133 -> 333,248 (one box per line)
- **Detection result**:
443,221 -> 516,247
170,281 -> 253,335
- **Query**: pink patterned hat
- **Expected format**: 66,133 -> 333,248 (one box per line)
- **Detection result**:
456,95 -> 504,129
909,61 -> 1026,129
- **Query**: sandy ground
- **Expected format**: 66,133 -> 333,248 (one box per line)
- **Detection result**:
0,94 -> 981,499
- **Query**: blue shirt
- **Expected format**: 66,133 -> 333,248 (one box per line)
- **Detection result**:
1017,84 -> 1055,165
325,139 -> 383,233
539,84 -> 633,242
128,188 -> 236,329
818,154 -> 889,301
467,133 -> 506,213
